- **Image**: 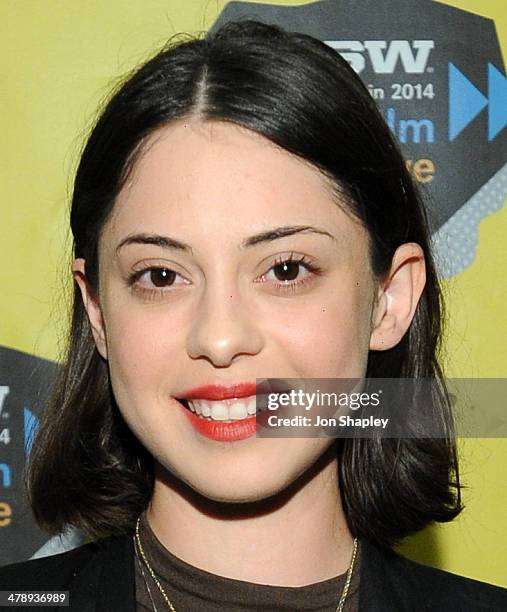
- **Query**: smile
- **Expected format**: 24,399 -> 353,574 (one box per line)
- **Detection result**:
181,395 -> 261,422
177,396 -> 262,442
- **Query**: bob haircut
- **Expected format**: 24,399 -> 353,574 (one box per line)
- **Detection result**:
27,19 -> 462,550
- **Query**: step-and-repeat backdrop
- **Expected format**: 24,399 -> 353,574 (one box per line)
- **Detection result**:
1,0 -> 506,586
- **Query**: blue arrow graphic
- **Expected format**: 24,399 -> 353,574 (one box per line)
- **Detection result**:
488,63 -> 507,141
24,406 -> 39,456
449,63 -> 488,141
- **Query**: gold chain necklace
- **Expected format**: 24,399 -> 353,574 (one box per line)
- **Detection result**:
134,516 -> 358,612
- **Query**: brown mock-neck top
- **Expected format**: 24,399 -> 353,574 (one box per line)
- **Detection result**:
134,511 -> 360,611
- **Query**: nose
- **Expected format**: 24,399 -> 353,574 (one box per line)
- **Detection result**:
186,284 -> 264,367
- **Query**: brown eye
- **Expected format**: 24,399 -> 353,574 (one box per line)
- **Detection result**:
128,265 -> 189,299
273,260 -> 300,282
150,268 -> 176,287
258,254 -> 324,295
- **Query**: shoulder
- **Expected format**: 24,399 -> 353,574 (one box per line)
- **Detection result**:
0,534 -> 136,611
0,534 -> 129,591
394,548 -> 507,609
360,539 -> 507,611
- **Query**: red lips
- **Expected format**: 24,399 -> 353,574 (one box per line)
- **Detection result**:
176,382 -> 257,401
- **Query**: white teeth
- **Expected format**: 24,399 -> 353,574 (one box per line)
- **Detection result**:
229,402 -> 247,420
187,396 -> 258,421
210,402 -> 229,421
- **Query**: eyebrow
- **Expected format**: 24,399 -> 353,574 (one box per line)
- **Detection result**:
241,225 -> 336,247
115,225 -> 336,255
115,233 -> 193,256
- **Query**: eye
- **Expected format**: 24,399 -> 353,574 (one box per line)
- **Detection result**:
259,253 -> 324,294
269,259 -> 305,282
143,268 -> 178,287
128,266 -> 189,299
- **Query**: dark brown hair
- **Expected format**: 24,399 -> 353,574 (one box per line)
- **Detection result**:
27,20 -> 462,549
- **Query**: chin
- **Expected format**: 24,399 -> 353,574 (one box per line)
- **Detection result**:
190,471 -> 294,505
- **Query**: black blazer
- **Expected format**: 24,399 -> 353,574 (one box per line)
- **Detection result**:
0,535 -> 506,611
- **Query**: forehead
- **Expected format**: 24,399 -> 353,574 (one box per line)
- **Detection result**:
103,119 -> 360,249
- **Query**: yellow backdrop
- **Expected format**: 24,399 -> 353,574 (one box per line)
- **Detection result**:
1,0 -> 505,587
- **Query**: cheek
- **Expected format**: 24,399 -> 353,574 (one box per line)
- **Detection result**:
264,284 -> 373,378
102,301 -> 185,417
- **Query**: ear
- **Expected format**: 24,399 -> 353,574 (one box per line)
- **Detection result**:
72,258 -> 108,360
369,243 -> 426,351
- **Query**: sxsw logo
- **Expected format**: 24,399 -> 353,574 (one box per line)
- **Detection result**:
449,63 -> 507,141
215,0 -> 507,241
326,40 -> 434,74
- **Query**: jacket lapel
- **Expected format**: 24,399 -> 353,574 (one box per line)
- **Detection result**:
359,538 -> 425,611
66,534 -> 136,612
95,535 -> 136,612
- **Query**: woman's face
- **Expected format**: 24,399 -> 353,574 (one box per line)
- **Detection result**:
77,119 -> 379,503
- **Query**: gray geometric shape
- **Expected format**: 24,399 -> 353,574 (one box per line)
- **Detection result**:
432,162 -> 507,277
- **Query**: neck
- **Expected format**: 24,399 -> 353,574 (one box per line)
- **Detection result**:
147,445 -> 354,587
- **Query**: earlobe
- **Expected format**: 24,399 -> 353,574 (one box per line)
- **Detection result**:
369,243 -> 426,351
72,258 -> 108,360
